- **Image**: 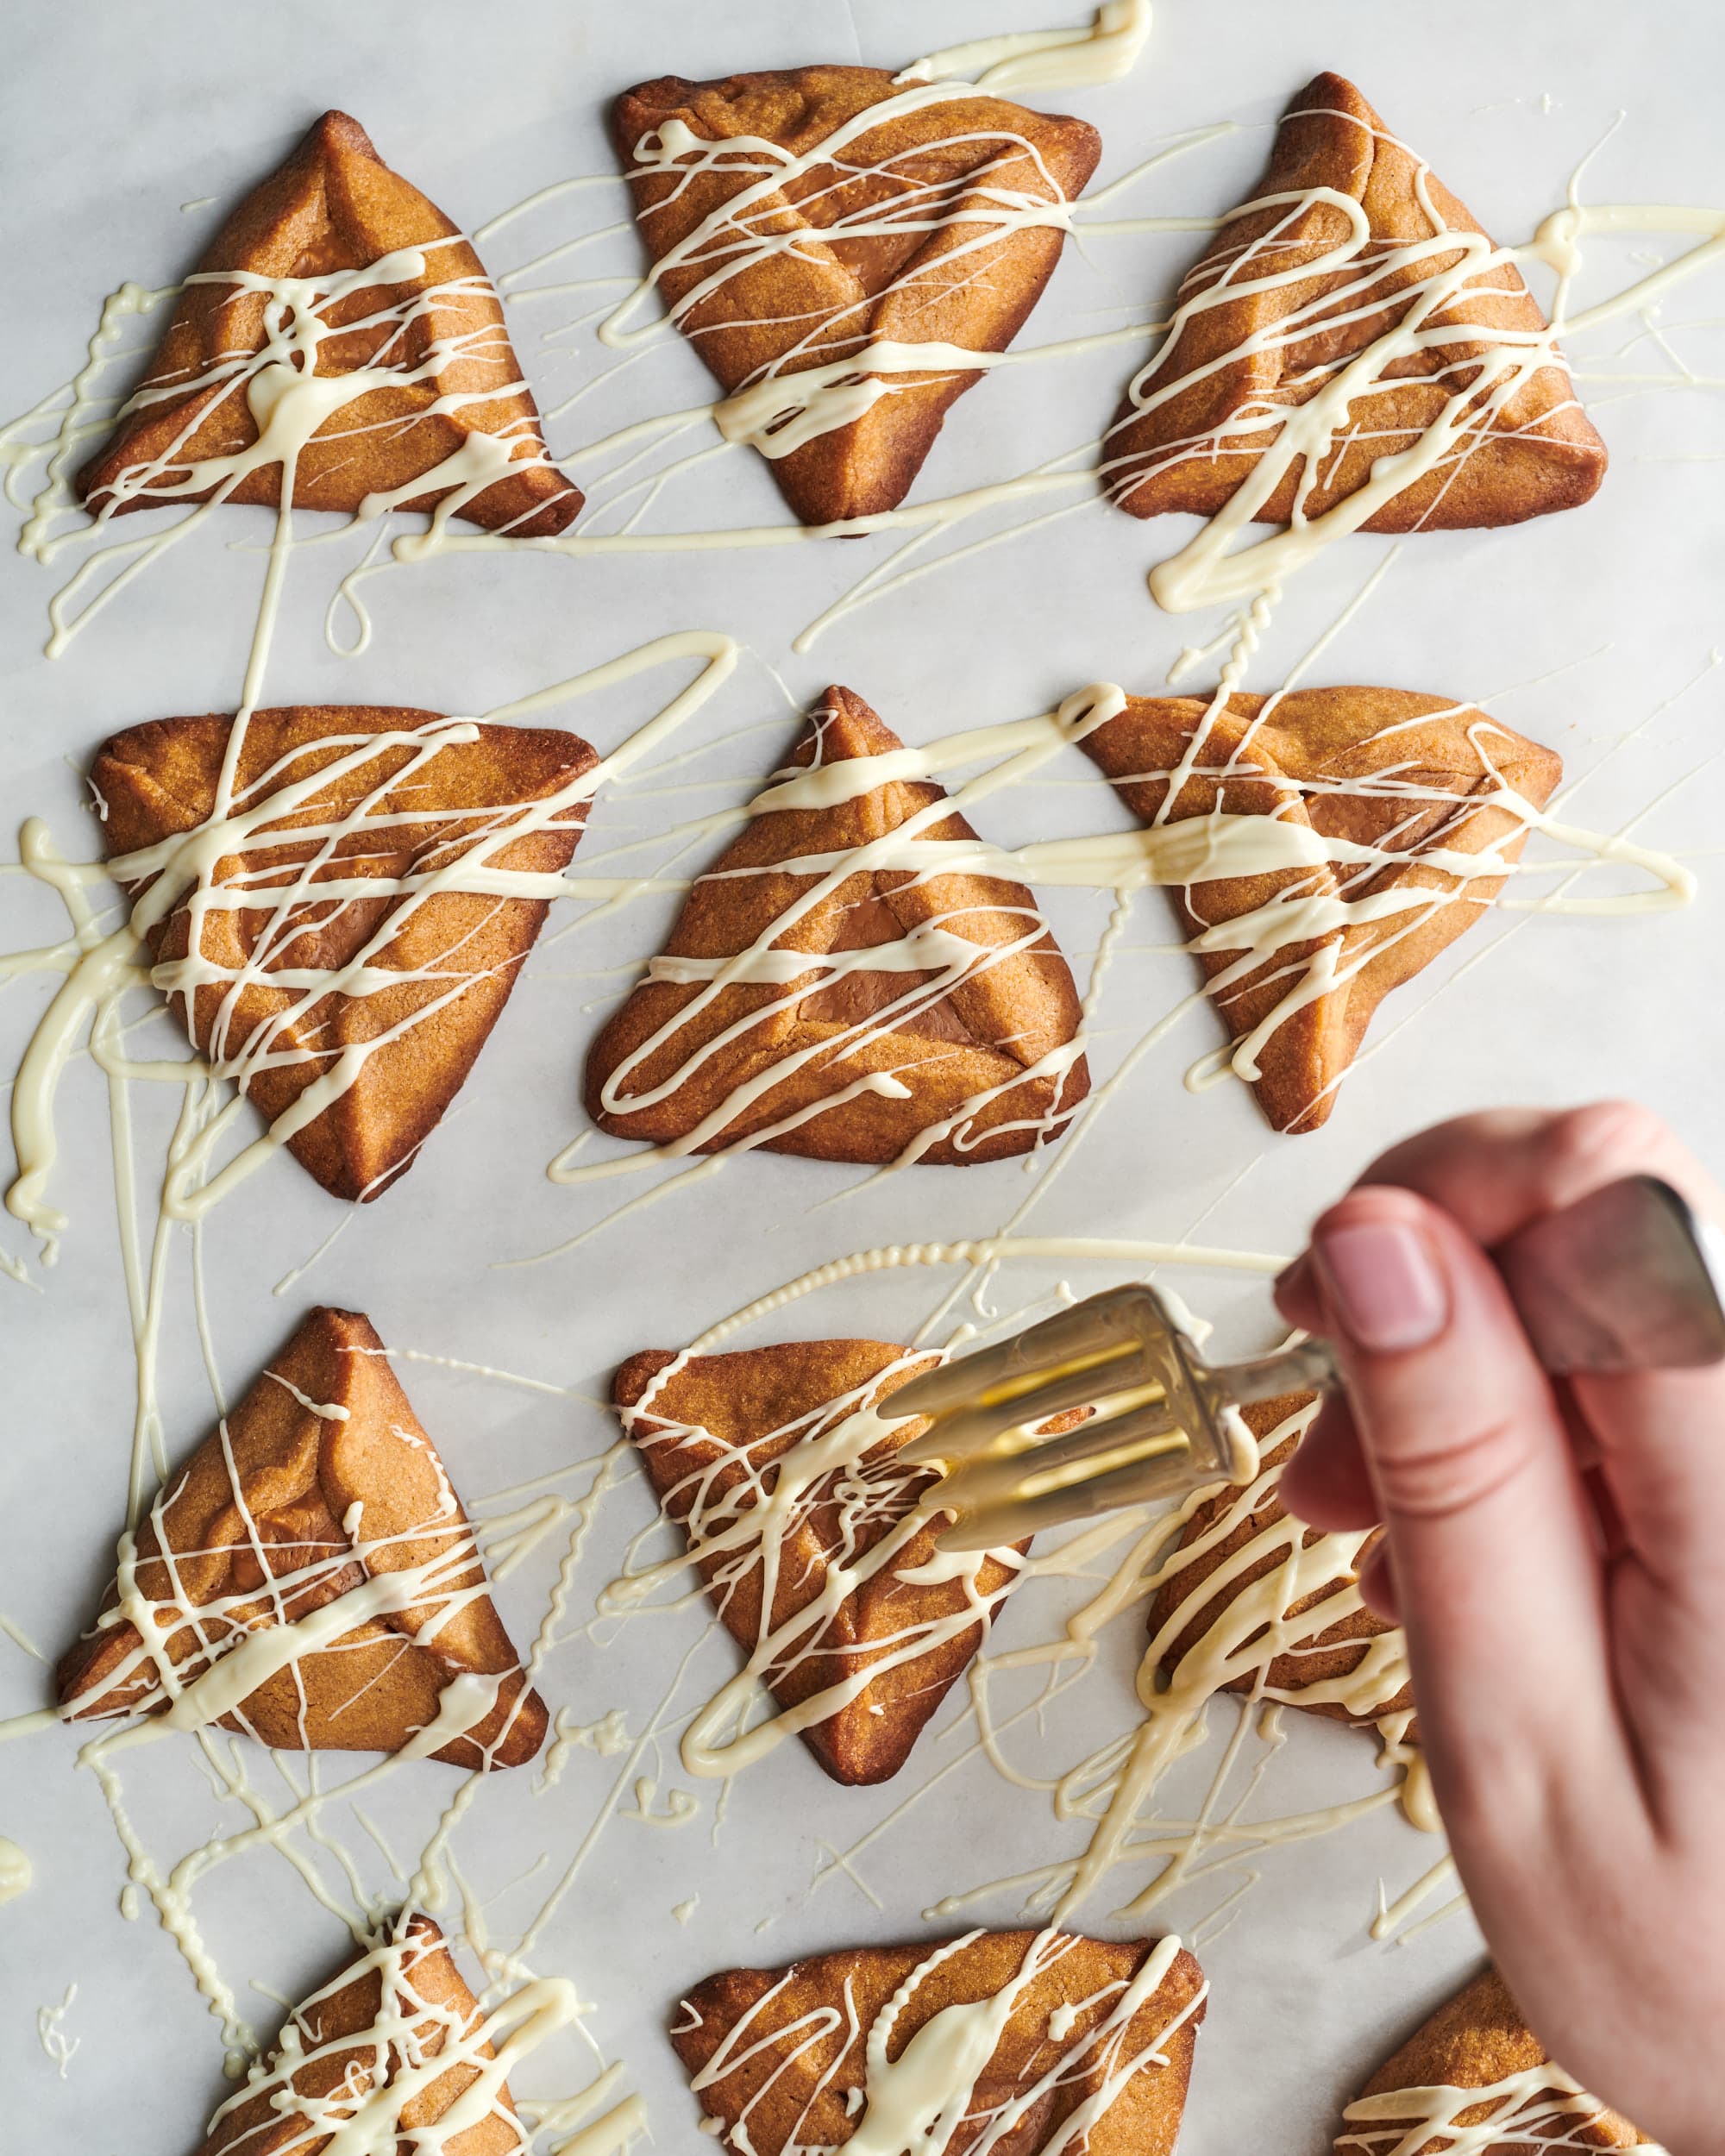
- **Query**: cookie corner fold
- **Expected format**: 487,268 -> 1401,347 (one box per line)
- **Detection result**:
585,683 -> 1088,1169
1107,69 -> 1608,536
57,1304 -> 548,1771
196,1908 -> 530,2156
76,109 -> 581,539
610,66 -> 1099,525
97,704 -> 597,1205
611,1337 -> 1025,1787
1081,684 -> 1562,1134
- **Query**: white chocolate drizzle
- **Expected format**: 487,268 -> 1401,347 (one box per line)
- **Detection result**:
1339,2059 -> 1661,2156
610,1344 -> 1027,1779
37,1982 -> 78,2079
0,1834 -> 31,1905
559,676 -> 1687,1210
685,1928 -> 1201,2156
0,53 -> 1718,2112
206,1912 -> 580,2154
547,2093 -> 652,2156
897,3 -> 1151,95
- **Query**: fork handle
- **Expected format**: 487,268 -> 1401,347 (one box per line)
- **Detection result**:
1220,1337 -> 1340,1407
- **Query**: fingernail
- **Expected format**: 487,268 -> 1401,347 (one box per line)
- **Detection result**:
1313,1219 -> 1449,1354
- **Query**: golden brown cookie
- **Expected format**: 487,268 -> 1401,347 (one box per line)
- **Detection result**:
79,110 -> 579,536
613,1338 -> 1027,1785
586,686 -> 1089,1166
1339,1968 -> 1649,2156
674,1930 -> 1206,2156
1082,685 -> 1562,1132
196,1912 -> 525,2155
94,705 -> 596,1201
1108,73 -> 1606,532
1151,1402 -> 1414,1737
612,69 -> 1100,523
59,1307 -> 547,1769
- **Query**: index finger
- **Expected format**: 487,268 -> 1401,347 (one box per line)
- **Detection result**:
1351,1101 -> 1725,1825
1306,1184 -> 1634,1839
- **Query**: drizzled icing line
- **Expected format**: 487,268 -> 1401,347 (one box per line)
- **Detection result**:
0,1834 -> 31,1906
205,1909 -> 581,2156
566,676 -> 1686,1194
601,75 -> 1092,480
4,631 -> 739,1269
1339,2060 -> 1658,2156
685,1928 -> 1201,2156
609,1344 -> 1025,1779
895,2 -> 1153,96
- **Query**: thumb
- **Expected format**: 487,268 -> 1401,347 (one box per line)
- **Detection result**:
1307,1186 -> 1626,1823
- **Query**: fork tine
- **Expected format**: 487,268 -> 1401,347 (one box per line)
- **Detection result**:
936,1436 -> 1219,1551
896,1357 -> 1160,1466
932,1398 -> 1186,1515
894,1288 -> 1167,1464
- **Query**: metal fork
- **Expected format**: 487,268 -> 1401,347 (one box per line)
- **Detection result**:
892,1175 -> 1725,1551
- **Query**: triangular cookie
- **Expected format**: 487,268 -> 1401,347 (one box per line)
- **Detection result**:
586,686 -> 1090,1165
58,1307 -> 548,1769
196,1910 -> 525,2155
1082,685 -> 1563,1131
1341,1968 -> 1650,2156
1107,72 -> 1607,531
613,1339 -> 1029,1785
1151,1400 -> 1414,1739
673,1930 -> 1206,2156
79,110 -> 580,536
94,704 -> 598,1201
612,69 -> 1101,524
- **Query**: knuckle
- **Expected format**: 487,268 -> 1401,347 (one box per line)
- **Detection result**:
1370,1412 -> 1534,1523
1547,1099 -> 1672,1180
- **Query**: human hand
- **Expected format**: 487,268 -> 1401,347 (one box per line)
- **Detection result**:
1275,1102 -> 1725,2153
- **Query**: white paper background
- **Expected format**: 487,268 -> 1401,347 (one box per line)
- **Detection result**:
3,1 -> 1723,2147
